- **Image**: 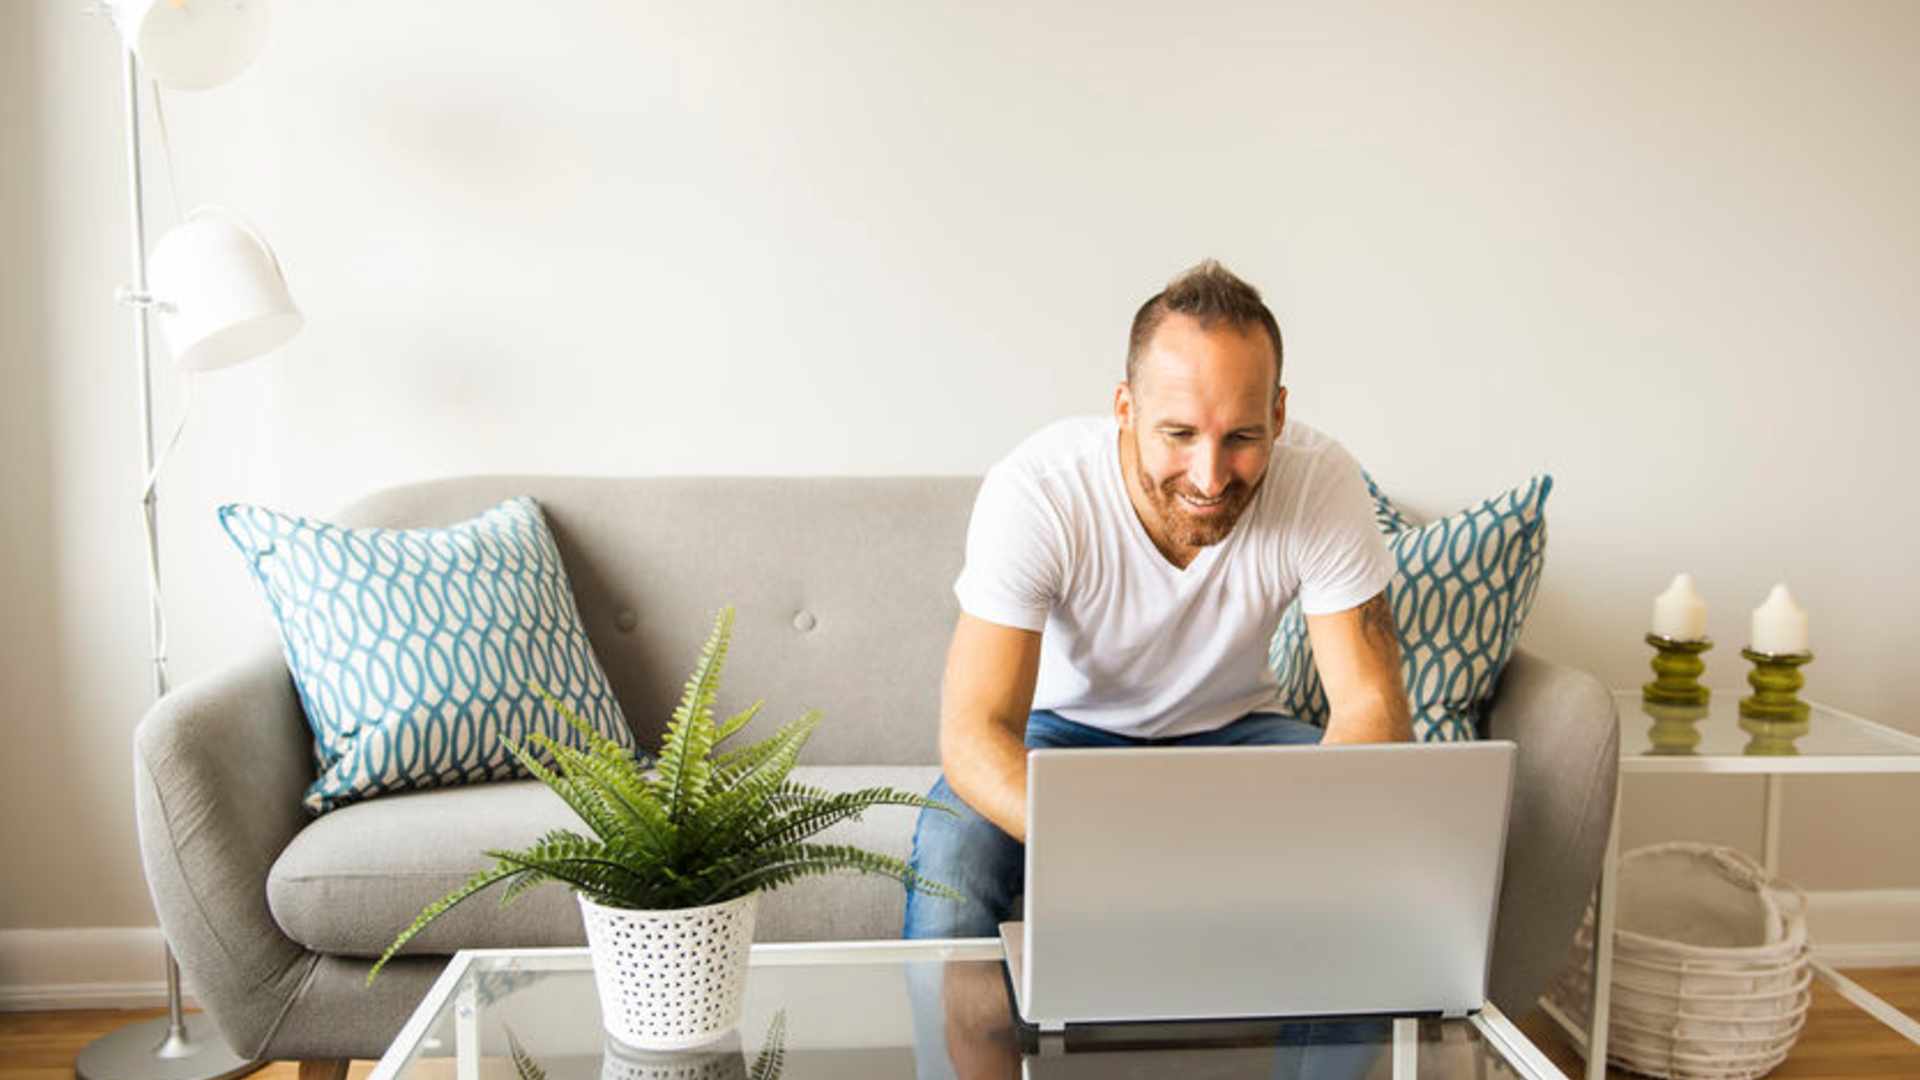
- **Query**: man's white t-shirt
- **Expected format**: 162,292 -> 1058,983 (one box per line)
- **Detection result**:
953,416 -> 1394,739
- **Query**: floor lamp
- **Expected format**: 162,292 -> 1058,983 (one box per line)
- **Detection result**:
78,3 -> 300,1078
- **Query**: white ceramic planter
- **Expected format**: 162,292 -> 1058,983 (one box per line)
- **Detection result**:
579,891 -> 760,1051
599,1029 -> 747,1080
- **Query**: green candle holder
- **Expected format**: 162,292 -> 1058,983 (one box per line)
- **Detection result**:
1643,701 -> 1708,755
1739,649 -> 1812,720
1739,648 -> 1813,755
1741,715 -> 1807,756
1643,634 -> 1712,706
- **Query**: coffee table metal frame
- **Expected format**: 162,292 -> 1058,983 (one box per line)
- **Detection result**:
1540,691 -> 1920,1080
372,938 -> 1567,1079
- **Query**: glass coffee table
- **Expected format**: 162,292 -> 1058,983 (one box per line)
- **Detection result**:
371,939 -> 1566,1078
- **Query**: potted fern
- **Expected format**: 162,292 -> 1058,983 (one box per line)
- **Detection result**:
369,606 -> 958,1050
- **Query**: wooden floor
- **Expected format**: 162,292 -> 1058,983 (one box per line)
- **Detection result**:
4,968 -> 1916,1078
1512,966 -> 1920,1079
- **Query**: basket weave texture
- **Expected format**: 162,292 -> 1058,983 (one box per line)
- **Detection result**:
1545,843 -> 1810,1080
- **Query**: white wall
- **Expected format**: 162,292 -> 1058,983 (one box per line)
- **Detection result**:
4,0 -> 1917,937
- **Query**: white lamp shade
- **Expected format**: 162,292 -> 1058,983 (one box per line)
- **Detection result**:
113,0 -> 270,91
148,208 -> 301,372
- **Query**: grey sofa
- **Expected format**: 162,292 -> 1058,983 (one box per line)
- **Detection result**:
134,475 -> 1619,1067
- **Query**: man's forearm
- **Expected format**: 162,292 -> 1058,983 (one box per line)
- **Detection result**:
1314,589 -> 1414,745
940,717 -> 1030,841
1321,691 -> 1414,744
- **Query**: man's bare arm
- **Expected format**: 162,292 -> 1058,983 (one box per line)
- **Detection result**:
938,613 -> 1044,842
1304,589 -> 1413,744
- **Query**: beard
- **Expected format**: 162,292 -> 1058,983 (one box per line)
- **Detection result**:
1122,431 -> 1261,551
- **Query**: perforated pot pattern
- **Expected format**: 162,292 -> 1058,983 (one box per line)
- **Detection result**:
579,891 -> 759,1051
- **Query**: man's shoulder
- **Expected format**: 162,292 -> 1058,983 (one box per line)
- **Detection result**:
1270,419 -> 1363,478
1248,419 -> 1368,531
1274,418 -> 1339,455
993,415 -> 1114,483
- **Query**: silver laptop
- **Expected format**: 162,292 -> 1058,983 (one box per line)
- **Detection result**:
1000,740 -> 1516,1031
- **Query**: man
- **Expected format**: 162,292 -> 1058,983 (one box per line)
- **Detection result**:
903,259 -> 1412,940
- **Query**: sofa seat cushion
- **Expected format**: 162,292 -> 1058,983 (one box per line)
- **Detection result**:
268,765 -> 944,957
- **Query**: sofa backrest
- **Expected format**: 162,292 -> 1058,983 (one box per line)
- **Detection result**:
335,476 -> 981,767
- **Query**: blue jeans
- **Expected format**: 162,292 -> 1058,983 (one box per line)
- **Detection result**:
901,708 -> 1324,939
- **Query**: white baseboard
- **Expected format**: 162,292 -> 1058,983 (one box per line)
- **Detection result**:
3,892 -> 1916,1011
1806,889 -> 1920,967
0,927 -> 202,1011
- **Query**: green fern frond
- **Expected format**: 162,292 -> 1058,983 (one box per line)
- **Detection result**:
760,778 -> 830,807
493,853 -> 660,909
749,1009 -> 788,1080
529,681 -> 654,771
715,698 -> 764,745
505,1027 -> 548,1080
494,827 -> 591,907
744,786 -> 955,853
711,730 -> 786,782
524,683 -> 676,860
496,730 -> 623,843
657,607 -> 733,822
685,711 -> 821,858
369,860 -> 524,984
531,733 -> 675,860
482,832 -> 668,907
710,703 -> 814,783
529,737 -> 633,836
699,842 -> 962,905
498,867 -> 550,907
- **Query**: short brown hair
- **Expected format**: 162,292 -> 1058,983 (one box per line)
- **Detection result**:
1126,260 -> 1284,394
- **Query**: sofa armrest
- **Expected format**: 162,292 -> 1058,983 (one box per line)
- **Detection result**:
1483,647 -> 1619,1015
134,645 -> 323,1059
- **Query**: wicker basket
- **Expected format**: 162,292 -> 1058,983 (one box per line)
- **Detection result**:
1545,843 -> 1810,1080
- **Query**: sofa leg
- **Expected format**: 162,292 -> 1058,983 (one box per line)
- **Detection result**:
297,1060 -> 350,1080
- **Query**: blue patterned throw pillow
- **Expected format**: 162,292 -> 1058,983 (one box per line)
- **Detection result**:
219,496 -> 637,813
1268,474 -> 1552,741
1361,470 -> 1418,534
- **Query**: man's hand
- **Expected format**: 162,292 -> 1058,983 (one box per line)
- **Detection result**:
1305,589 -> 1413,744
939,614 -> 1043,841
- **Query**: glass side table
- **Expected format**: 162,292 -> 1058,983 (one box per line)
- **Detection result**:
372,939 -> 1568,1079
1539,691 -> 1920,1080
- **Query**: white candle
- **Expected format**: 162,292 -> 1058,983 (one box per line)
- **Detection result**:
1651,573 -> 1709,641
1750,584 -> 1810,655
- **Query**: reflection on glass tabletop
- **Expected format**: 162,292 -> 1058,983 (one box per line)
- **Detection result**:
1614,690 -> 1920,768
382,943 -> 1548,1079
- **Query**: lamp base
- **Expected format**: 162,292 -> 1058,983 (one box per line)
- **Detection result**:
76,1014 -> 261,1080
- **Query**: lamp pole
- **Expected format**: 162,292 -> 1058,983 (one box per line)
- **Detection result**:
73,43 -> 261,1080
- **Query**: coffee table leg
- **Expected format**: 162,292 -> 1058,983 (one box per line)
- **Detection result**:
455,979 -> 479,1080
1392,1017 -> 1417,1079
1475,1002 -> 1569,1079
1812,960 -> 1920,1047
